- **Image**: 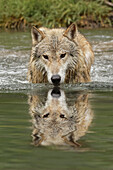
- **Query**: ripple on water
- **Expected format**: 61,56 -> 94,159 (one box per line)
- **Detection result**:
0,30 -> 113,91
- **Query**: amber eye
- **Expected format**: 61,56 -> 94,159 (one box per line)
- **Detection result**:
43,113 -> 49,118
60,114 -> 65,118
60,53 -> 66,59
43,55 -> 49,60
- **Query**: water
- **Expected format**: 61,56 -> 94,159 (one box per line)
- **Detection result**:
0,90 -> 113,170
0,29 -> 113,170
0,29 -> 113,90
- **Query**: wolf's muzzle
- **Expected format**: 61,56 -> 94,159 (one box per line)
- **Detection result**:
51,75 -> 61,86
51,87 -> 61,98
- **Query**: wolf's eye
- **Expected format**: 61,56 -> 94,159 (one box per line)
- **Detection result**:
60,53 -> 66,59
60,114 -> 65,118
43,55 -> 49,60
43,113 -> 49,118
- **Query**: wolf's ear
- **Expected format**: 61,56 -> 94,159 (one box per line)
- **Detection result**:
63,23 -> 78,40
31,26 -> 45,45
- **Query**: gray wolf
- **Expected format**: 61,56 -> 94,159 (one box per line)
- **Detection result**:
28,88 -> 93,147
28,23 -> 94,85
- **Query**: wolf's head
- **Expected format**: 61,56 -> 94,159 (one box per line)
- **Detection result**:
31,23 -> 79,85
29,88 -> 93,147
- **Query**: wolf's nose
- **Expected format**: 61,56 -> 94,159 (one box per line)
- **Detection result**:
51,87 -> 61,98
51,75 -> 61,86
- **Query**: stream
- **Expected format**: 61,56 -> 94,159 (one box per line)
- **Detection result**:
0,28 -> 113,170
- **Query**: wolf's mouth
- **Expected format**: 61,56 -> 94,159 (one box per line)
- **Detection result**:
51,87 -> 61,98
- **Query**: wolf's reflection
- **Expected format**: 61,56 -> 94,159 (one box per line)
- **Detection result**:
28,88 -> 93,147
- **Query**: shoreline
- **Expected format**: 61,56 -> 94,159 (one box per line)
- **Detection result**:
0,0 -> 113,30
0,17 -> 113,30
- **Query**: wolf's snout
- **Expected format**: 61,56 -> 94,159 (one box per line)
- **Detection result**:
51,87 -> 61,98
51,75 -> 61,86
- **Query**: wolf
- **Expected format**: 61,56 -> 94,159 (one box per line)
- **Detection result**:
28,88 -> 93,147
28,23 -> 94,85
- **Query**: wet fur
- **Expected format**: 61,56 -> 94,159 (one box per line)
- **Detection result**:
28,90 -> 93,147
28,23 -> 94,83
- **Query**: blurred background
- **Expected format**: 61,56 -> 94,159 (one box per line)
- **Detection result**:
0,0 -> 113,29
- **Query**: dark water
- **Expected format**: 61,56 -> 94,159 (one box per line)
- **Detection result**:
0,90 -> 113,170
0,29 -> 113,170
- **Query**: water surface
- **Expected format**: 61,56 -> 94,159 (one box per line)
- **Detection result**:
0,29 -> 113,90
0,29 -> 113,170
0,90 -> 113,170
